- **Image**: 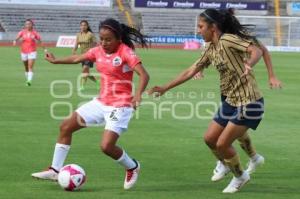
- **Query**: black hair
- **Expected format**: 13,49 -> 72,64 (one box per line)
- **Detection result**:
80,20 -> 93,33
99,18 -> 148,49
228,8 -> 235,15
25,19 -> 34,26
199,9 -> 257,42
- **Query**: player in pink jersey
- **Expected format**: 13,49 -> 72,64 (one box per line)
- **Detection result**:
31,18 -> 149,190
13,19 -> 42,86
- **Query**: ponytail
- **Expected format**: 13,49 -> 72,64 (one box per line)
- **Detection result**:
119,23 -> 148,49
220,10 -> 257,42
99,18 -> 148,49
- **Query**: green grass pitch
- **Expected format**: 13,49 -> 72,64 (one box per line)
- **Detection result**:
0,46 -> 299,199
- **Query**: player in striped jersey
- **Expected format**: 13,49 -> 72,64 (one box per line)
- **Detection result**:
148,9 -> 267,193
72,20 -> 98,91
193,13 -> 282,182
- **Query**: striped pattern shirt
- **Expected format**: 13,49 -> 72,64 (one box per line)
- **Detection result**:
193,33 -> 262,106
76,31 -> 97,54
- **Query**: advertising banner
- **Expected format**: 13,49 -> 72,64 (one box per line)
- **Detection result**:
56,36 -> 76,48
134,0 -> 268,10
0,0 -> 111,7
147,35 -> 203,44
183,40 -> 201,50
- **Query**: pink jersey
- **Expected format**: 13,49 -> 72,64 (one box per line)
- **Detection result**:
17,29 -> 41,53
84,43 -> 141,107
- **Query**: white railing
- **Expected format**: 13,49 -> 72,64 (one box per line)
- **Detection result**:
237,16 -> 300,47
193,15 -> 300,51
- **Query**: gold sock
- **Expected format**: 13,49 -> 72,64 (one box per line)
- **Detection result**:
211,149 -> 226,164
224,154 -> 244,177
238,132 -> 256,158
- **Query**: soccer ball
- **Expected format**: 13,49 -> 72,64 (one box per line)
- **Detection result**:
58,164 -> 86,191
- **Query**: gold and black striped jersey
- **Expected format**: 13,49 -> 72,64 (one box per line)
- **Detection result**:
76,31 -> 97,54
193,33 -> 262,106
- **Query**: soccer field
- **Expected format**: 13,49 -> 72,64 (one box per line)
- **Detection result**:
0,46 -> 299,199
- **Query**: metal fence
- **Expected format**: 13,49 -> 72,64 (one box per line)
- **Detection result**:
237,16 -> 300,47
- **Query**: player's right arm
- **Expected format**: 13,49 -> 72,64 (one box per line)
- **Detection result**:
148,56 -> 209,97
72,35 -> 79,55
192,69 -> 204,80
45,52 -> 86,64
13,33 -> 22,46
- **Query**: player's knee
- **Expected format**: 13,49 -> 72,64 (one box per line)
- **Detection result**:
59,121 -> 72,135
100,142 -> 114,155
216,140 -> 227,152
204,133 -> 217,148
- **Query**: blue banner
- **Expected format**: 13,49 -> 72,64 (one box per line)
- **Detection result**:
135,0 -> 268,10
147,35 -> 203,44
292,2 -> 300,11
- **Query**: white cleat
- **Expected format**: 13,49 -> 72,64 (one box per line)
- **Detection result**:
246,154 -> 265,174
211,161 -> 230,182
222,172 -> 250,193
31,167 -> 58,181
124,160 -> 140,190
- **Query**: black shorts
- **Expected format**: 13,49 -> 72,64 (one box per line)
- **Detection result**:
213,95 -> 264,130
81,60 -> 94,68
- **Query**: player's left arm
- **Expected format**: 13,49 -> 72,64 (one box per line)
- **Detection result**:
132,63 -> 150,109
259,44 -> 282,88
91,34 -> 97,47
242,44 -> 263,76
34,31 -> 42,43
34,32 -> 46,51
36,40 -> 46,52
35,38 -> 42,44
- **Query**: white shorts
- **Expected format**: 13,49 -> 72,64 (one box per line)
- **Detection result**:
21,51 -> 37,61
75,99 -> 134,135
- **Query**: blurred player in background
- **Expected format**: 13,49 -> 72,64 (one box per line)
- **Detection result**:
72,20 -> 98,91
13,19 -> 42,86
148,8 -> 266,193
32,18 -> 149,190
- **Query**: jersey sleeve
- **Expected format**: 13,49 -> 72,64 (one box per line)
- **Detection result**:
76,33 -> 79,43
83,47 -> 97,62
221,34 -> 252,53
34,31 -> 41,40
192,46 -> 211,70
123,47 -> 141,69
91,33 -> 97,44
252,39 -> 263,50
17,30 -> 23,38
